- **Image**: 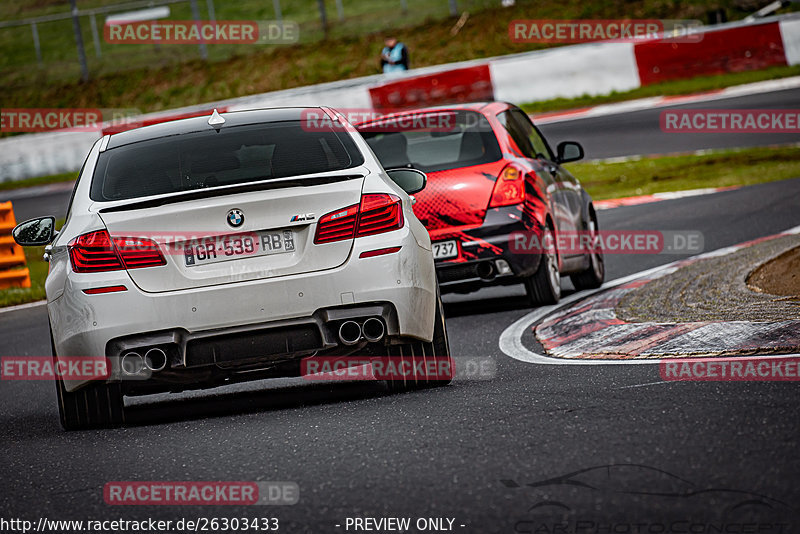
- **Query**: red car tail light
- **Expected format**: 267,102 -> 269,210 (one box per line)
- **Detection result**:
489,165 -> 525,207
315,194 -> 404,244
69,230 -> 165,273
356,194 -> 403,238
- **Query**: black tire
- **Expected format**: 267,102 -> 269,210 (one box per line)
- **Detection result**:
51,330 -> 125,430
386,290 -> 452,392
524,224 -> 561,306
570,207 -> 605,291
427,289 -> 453,388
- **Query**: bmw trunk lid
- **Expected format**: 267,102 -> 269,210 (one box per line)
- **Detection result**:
96,175 -> 365,293
89,109 -> 369,293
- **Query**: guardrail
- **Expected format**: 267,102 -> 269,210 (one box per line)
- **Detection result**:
0,0 -> 212,77
1,13 -> 798,183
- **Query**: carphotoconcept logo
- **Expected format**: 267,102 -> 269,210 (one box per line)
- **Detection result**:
504,464 -> 793,533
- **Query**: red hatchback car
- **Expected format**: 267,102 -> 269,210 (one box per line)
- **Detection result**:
356,102 -> 604,305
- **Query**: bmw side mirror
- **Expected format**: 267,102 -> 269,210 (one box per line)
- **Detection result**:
556,141 -> 584,164
385,168 -> 427,195
12,216 -> 56,246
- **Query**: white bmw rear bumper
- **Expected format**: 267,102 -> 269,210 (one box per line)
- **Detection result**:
49,228 -> 435,392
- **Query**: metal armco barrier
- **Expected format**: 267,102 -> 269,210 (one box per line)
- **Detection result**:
2,14 -> 800,182
0,201 -> 31,289
369,64 -> 494,111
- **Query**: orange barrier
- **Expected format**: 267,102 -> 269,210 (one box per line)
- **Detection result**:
0,201 -> 31,289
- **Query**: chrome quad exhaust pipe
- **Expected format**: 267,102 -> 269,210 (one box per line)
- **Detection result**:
121,347 -> 168,376
121,351 -> 145,375
338,320 -> 362,346
144,348 -> 167,372
361,318 -> 385,343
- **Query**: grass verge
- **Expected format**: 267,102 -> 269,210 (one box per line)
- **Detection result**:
0,172 -> 76,192
4,0 -> 798,113
566,145 -> 800,200
0,246 -> 48,308
0,219 -> 65,308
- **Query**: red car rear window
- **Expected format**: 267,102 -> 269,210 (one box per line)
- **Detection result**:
360,110 -> 502,173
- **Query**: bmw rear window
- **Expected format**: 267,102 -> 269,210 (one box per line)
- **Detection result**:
358,110 -> 501,173
90,121 -> 365,201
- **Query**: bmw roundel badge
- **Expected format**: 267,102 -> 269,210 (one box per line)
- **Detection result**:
227,209 -> 244,228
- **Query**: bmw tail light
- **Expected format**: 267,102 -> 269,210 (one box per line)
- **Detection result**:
69,230 -> 165,273
315,194 -> 404,244
69,230 -> 123,273
356,194 -> 403,238
113,236 -> 167,269
489,165 -> 525,207
315,204 -> 359,244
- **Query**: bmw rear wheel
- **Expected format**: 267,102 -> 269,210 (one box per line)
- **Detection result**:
385,289 -> 452,392
51,329 -> 125,430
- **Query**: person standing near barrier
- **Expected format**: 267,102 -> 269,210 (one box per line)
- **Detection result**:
380,37 -> 409,73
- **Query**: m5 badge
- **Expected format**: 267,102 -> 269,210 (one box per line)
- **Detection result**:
290,213 -> 315,222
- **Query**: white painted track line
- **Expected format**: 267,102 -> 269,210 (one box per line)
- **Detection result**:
498,224 -> 800,366
0,300 -> 46,314
615,380 -> 673,389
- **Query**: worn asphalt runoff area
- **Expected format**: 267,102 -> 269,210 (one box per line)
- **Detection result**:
530,231 -> 800,360
2,86 -> 800,531
618,234 -> 800,324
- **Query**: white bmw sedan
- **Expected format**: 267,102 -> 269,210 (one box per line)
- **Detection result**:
13,107 -> 450,430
